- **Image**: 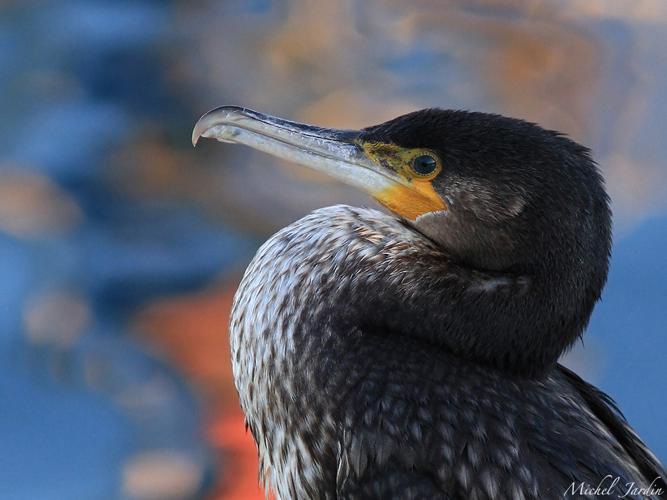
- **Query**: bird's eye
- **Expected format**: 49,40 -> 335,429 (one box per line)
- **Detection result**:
411,155 -> 438,176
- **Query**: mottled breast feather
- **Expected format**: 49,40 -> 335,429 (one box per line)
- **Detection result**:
229,205 -> 665,500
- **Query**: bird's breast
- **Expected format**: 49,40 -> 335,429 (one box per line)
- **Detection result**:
230,205 -> 414,496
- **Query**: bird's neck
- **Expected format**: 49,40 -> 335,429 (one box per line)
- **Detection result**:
234,205 -> 592,384
356,210 -> 593,376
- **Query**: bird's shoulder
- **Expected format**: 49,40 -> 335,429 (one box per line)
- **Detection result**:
332,346 -> 666,499
555,364 -> 666,498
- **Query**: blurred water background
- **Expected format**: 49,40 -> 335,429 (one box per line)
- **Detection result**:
0,1 -> 665,498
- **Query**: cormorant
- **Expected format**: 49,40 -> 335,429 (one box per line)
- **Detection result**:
192,106 -> 666,499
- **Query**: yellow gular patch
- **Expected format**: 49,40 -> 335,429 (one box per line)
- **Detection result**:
374,183 -> 447,221
361,142 -> 447,220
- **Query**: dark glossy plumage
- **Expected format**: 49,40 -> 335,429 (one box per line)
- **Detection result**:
222,110 -> 666,499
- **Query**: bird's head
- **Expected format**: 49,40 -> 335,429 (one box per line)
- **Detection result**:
194,107 -> 609,277
193,106 -> 611,373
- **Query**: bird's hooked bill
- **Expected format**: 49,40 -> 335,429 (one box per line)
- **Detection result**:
192,106 -> 447,220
